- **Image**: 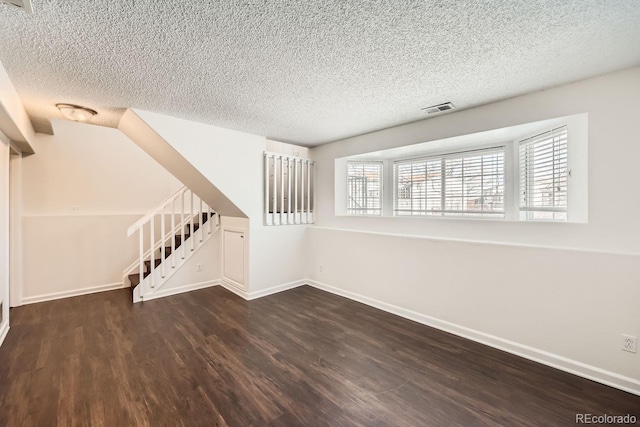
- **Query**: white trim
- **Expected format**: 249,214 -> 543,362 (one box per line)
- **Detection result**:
308,226 -> 640,257
209,277 -> 640,395
132,219 -> 220,300
221,227 -> 247,290
22,212 -> 159,218
0,322 -> 8,347
247,279 -> 307,300
21,282 -> 126,305
1,133 -> 10,347
9,151 -> 22,307
220,279 -> 248,299
219,279 -> 308,301
221,276 -> 245,292
127,185 -> 188,236
136,279 -> 220,303
305,279 -> 640,396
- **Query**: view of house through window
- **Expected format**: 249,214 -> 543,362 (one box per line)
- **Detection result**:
519,126 -> 568,221
338,116 -> 584,222
394,147 -> 505,217
347,161 -> 383,215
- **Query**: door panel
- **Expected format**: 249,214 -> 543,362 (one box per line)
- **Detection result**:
223,229 -> 244,287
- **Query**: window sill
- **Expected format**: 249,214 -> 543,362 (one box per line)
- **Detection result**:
335,213 -> 584,224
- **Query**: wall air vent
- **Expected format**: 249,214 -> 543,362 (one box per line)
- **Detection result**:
421,102 -> 456,115
0,0 -> 32,13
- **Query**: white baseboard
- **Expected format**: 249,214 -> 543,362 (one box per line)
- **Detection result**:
305,279 -> 640,396
139,279 -> 220,302
21,282 -> 126,305
219,279 -> 307,301
220,280 -> 248,299
247,279 -> 308,300
0,322 -> 9,347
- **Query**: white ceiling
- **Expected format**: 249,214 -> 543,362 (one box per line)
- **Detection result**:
0,1 -> 639,146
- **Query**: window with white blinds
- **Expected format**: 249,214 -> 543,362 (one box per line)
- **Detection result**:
347,161 -> 383,215
394,147 -> 505,217
519,126 -> 568,221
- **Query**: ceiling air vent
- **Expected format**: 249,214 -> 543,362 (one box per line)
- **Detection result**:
0,0 -> 33,13
421,102 -> 455,115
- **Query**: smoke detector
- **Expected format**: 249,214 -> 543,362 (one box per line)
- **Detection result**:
421,102 -> 456,115
0,0 -> 33,13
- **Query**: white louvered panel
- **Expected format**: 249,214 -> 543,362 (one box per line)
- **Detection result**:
264,152 -> 315,225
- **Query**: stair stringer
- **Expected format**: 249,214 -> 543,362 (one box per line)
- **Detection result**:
133,221 -> 220,303
118,109 -> 246,218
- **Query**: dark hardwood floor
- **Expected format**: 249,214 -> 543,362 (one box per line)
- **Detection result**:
0,286 -> 638,426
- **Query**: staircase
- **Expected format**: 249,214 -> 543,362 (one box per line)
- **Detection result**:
124,186 -> 219,303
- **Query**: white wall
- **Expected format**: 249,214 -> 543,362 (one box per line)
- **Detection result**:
157,231 -> 221,292
249,224 -> 309,293
309,66 -> 640,391
21,120 -> 183,302
314,67 -> 640,253
24,120 -> 182,215
266,139 -> 311,158
119,110 -> 246,218
0,130 -> 10,345
131,111 -> 310,294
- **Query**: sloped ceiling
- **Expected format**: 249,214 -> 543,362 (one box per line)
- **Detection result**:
0,1 -> 639,146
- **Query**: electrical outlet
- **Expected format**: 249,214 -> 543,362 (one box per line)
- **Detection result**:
622,335 -> 637,353
71,205 -> 80,214
319,264 -> 324,273
196,264 -> 202,272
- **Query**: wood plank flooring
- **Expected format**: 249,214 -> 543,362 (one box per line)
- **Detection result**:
0,285 -> 638,426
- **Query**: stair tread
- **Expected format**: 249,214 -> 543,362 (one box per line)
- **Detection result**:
128,212 -> 217,290
144,259 -> 162,269
128,273 -> 140,288
128,267 -> 151,285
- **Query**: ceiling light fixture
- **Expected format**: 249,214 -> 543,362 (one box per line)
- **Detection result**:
56,103 -> 98,122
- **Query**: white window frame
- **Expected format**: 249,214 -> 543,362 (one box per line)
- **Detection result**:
335,114 -> 587,223
393,146 -> 506,218
346,161 -> 383,216
518,126 -> 569,221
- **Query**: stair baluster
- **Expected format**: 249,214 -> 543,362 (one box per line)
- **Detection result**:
171,198 -> 176,268
150,215 -> 155,288
139,225 -> 144,298
125,186 -> 219,302
209,202 -> 213,234
181,191 -> 186,259
190,191 -> 194,252
199,199 -> 204,242
160,207 -> 166,278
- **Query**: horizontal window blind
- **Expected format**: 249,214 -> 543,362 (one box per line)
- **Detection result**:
394,147 -> 505,217
347,161 -> 383,215
519,126 -> 568,221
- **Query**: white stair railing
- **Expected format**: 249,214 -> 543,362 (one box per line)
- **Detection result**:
264,152 -> 315,226
124,185 -> 219,300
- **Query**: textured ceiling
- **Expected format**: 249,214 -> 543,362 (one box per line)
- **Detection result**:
1,1 -> 639,146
